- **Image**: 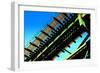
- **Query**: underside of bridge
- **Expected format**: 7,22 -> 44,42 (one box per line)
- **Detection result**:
24,11 -> 90,62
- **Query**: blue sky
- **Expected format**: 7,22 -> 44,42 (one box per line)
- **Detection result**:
24,11 -> 59,47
